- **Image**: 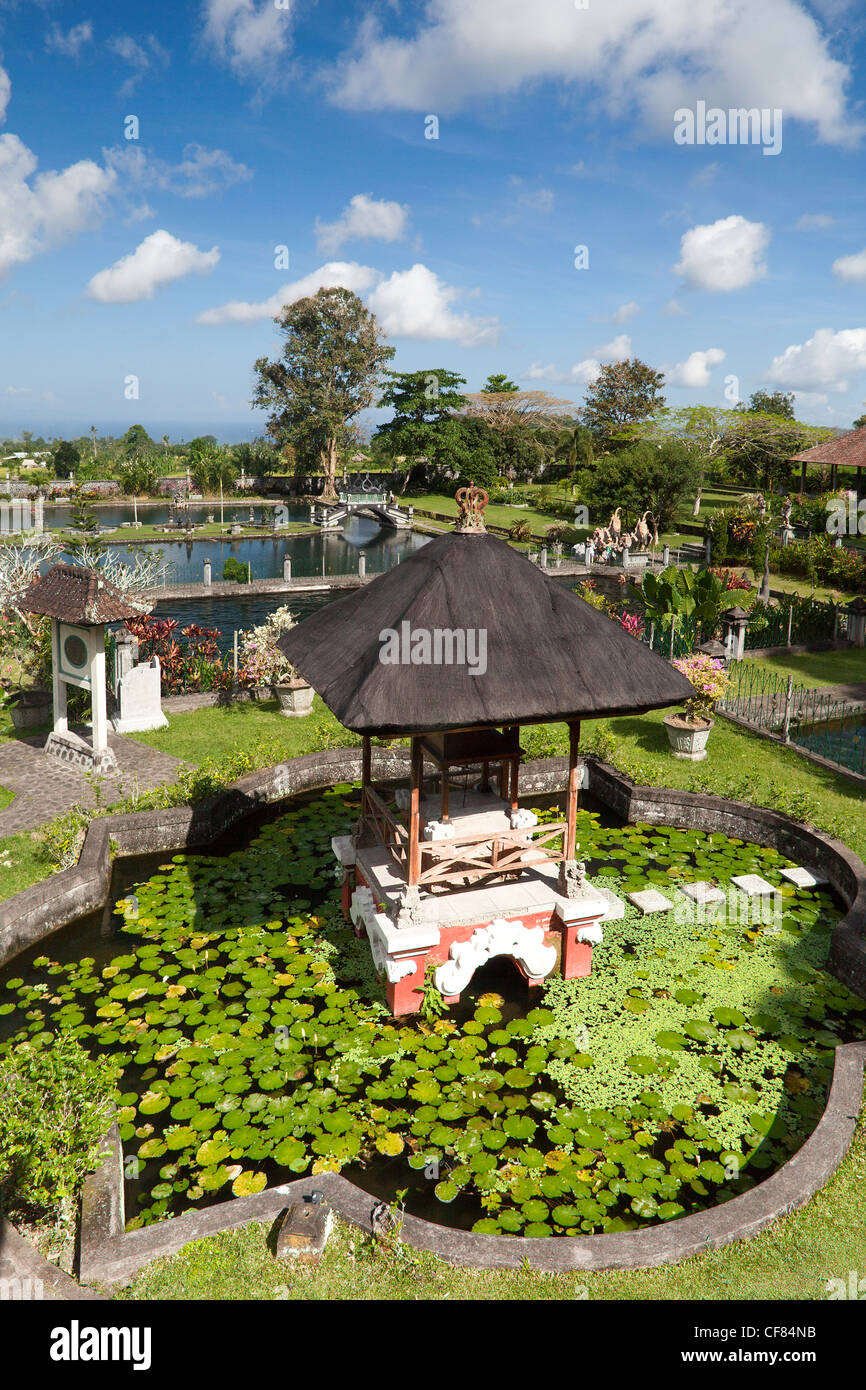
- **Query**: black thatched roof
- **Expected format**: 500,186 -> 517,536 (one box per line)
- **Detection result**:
278,531 -> 695,736
18,563 -> 149,624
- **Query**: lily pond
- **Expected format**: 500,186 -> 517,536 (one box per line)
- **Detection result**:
1,788 -> 864,1238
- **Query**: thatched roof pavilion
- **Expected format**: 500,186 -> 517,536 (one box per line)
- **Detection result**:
279,487 -> 692,892
791,424 -> 866,493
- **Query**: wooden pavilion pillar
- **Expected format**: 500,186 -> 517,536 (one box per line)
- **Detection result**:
564,720 -> 581,862
408,737 -> 423,885
361,735 -> 371,805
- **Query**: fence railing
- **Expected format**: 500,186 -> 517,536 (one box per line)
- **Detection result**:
719,661 -> 866,777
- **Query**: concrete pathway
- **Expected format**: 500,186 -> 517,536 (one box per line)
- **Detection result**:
0,730 -> 186,836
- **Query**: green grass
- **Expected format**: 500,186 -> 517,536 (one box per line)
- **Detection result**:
0,785 -> 14,811
741,649 -> 866,689
409,492 -> 568,533
0,829 -> 55,903
120,1084 -> 866,1301
129,695 -> 360,765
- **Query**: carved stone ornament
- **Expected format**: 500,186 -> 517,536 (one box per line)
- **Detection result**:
433,917 -> 557,997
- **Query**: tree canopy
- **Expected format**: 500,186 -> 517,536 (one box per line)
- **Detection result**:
252,287 -> 394,500
581,358 -> 666,446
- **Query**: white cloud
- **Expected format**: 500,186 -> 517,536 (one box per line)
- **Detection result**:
326,0 -> 860,145
46,22 -> 94,58
662,298 -> 688,316
107,34 -> 170,95
667,347 -> 726,387
0,133 -> 117,277
108,143 -> 253,199
196,261 -> 380,324
675,215 -> 770,292
523,334 -> 631,386
610,301 -> 640,325
832,248 -> 866,284
512,181 -> 554,213
797,212 -> 836,229
689,162 -> 719,187
85,229 -> 220,304
0,65 -> 10,123
315,193 -> 409,254
368,263 -> 499,346
766,327 -> 866,393
202,0 -> 294,82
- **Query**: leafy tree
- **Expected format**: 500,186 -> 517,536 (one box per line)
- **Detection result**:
190,446 -> 238,494
117,456 -> 159,496
122,424 -> 154,457
581,358 -> 666,447
578,439 -> 698,533
481,373 -> 519,393
747,389 -> 795,419
374,369 -> 467,490
66,491 -> 103,555
853,413 -> 866,430
461,387 -> 573,435
723,412 -> 834,491
628,406 -> 728,517
252,287 -> 394,501
52,440 -> 81,476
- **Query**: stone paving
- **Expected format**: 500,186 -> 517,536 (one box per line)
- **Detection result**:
0,730 -> 186,836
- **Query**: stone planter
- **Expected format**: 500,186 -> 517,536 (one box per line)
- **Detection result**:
663,714 -> 714,761
8,688 -> 52,730
274,681 -> 314,718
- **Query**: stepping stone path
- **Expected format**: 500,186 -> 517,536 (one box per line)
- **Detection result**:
780,866 -> 828,889
594,885 -> 625,921
627,888 -> 675,915
731,874 -> 777,897
0,730 -> 186,836
680,881 -> 726,905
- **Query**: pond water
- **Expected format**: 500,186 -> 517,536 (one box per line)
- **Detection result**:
1,787 -> 860,1239
46,501 -> 301,531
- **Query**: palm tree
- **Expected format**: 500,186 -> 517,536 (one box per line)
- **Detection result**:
90,425 -> 97,459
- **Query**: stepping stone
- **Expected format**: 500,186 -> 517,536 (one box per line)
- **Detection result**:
780,866 -> 828,889
595,886 -> 625,921
731,874 -> 777,897
680,881 -> 726,905
627,888 -> 675,915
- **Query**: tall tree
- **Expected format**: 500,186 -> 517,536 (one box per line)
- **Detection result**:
374,369 -> 467,490
581,358 -> 666,447
579,440 -> 698,534
481,373 -> 519,394
747,389 -> 795,420
122,424 -> 154,457
252,287 -> 394,501
52,440 -> 81,477
627,406 -> 728,517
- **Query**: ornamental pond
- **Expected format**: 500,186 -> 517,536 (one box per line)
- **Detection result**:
1,786 -> 862,1239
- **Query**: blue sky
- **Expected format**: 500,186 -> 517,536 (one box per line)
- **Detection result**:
1,0 -> 866,441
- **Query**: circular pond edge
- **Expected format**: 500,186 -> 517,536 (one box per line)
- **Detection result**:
0,746 -> 864,1290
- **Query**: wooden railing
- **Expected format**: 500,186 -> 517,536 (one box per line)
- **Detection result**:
360,786 -> 566,889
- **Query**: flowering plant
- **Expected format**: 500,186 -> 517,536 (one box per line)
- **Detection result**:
672,652 -> 732,724
238,606 -> 300,686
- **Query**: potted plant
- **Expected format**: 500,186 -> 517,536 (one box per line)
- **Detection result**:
238,605 -> 314,716
0,608 -> 52,729
663,652 -> 732,760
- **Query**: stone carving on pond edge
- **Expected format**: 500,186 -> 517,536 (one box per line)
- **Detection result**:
559,858 -> 588,898
434,918 -> 557,997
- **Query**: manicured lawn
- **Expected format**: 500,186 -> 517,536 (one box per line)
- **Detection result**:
0,829 -> 55,903
121,1086 -> 866,1301
409,492 -> 569,533
129,695 -> 361,765
742,648 -> 866,689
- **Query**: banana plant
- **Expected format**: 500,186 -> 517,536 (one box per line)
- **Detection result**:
629,564 -> 727,635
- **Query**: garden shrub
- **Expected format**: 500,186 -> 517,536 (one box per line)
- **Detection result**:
0,1035 -> 118,1219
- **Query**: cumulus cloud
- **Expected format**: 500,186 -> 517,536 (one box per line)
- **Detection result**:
675,215 -> 770,292
663,299 -> 688,316
367,263 -> 499,346
315,194 -> 409,254
85,229 -> 220,303
0,65 -> 10,123
0,133 -> 117,277
196,261 -> 380,325
325,0 -> 859,145
202,0 -> 294,82
832,248 -> 866,284
766,327 -> 866,393
523,334 -> 631,386
46,22 -> 94,58
667,347 -> 726,387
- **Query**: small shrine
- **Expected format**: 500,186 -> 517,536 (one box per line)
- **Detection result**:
279,486 -> 693,1016
18,563 -> 151,774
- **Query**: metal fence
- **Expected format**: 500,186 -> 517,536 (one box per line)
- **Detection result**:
640,615 -> 699,660
743,597 -> 842,651
719,661 -> 866,777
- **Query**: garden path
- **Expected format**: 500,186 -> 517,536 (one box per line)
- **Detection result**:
0,731 -> 186,835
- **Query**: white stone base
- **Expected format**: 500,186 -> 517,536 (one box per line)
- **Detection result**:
731,874 -> 776,897
111,712 -> 169,733
680,880 -> 726,905
45,730 -> 118,775
780,865 -> 828,889
627,888 -> 675,915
